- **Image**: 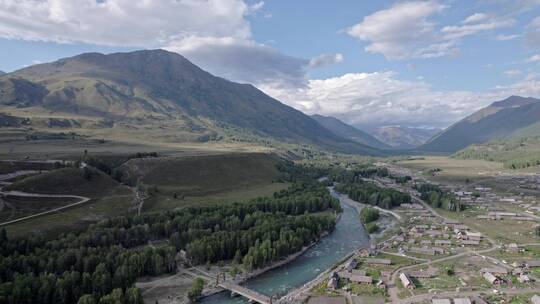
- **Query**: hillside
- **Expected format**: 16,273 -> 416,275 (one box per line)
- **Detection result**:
5,167 -> 130,198
311,114 -> 390,149
453,136 -> 540,169
0,49 -> 379,155
117,152 -> 287,211
119,152 -> 281,194
421,96 -> 540,152
371,126 -> 440,149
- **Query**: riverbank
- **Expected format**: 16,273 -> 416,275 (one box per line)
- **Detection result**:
278,190 -> 401,303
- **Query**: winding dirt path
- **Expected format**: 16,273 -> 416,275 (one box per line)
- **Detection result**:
0,190 -> 90,227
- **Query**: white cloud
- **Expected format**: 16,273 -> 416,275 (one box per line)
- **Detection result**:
529,54 -> 540,61
504,69 -> 522,76
0,0 -> 318,91
347,2 -> 514,60
248,1 -> 265,14
0,0 -> 251,46
308,53 -> 344,68
347,1 -> 447,60
463,13 -> 489,24
441,18 -> 514,41
495,33 -> 521,41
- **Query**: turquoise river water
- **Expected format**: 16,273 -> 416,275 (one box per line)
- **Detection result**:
201,189 -> 371,303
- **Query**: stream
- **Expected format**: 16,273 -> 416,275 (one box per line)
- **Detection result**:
201,188 -> 371,303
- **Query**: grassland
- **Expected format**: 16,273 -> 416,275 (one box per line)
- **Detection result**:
397,156 -> 506,183
119,152 -> 286,211
5,167 -> 127,197
0,195 -> 79,222
3,191 -> 134,237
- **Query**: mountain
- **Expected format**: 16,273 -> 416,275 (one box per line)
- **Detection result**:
0,71 -> 5,75
310,114 -> 390,149
420,96 -> 540,152
0,49 -> 379,154
370,126 -> 441,149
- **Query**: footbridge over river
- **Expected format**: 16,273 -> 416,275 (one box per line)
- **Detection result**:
218,281 -> 272,304
187,270 -> 275,304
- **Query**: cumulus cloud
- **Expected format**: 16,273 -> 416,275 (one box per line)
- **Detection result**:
308,53 -> 344,68
347,1 -> 447,60
0,0 -> 251,46
260,71 -> 540,128
347,2 -> 514,60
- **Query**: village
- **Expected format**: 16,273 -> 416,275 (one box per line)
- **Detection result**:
305,163 -> 540,304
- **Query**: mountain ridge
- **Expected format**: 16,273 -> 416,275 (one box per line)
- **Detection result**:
420,96 -> 540,152
370,126 -> 441,149
310,114 -> 391,150
0,49 -> 380,155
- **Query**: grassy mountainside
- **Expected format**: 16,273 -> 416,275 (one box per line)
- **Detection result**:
311,114 -> 390,149
0,49 -> 379,155
421,96 -> 540,152
371,126 -> 441,149
453,136 -> 540,169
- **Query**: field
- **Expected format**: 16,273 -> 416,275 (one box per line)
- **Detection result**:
397,156 -> 506,183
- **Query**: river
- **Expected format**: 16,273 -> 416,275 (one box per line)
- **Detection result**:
201,188 -> 371,303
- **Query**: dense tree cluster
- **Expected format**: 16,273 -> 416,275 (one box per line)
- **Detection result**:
360,207 -> 380,223
187,278 -> 205,301
365,223 -> 380,234
276,161 -> 330,183
0,181 -> 339,304
335,182 -> 410,209
415,183 -> 465,212
328,167 -> 389,184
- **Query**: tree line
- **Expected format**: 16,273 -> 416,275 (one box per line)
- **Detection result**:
0,180 -> 339,304
334,182 -> 411,209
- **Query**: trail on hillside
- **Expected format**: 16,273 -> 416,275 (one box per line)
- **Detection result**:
0,190 -> 91,227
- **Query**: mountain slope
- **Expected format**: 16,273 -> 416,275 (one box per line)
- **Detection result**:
453,136 -> 540,169
420,96 -> 540,152
371,126 -> 441,149
0,49 -> 379,154
310,114 -> 390,149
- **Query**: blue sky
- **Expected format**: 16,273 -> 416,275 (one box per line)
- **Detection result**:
0,0 -> 539,128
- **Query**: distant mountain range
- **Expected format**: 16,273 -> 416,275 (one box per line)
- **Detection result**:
0,49 -> 380,155
0,71 -> 5,75
370,126 -> 441,149
310,115 -> 391,149
420,96 -> 540,152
